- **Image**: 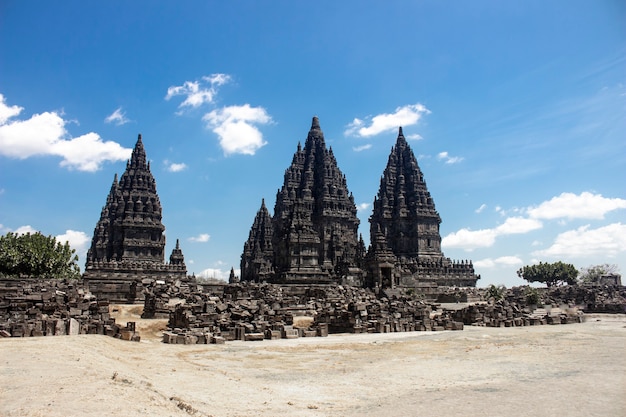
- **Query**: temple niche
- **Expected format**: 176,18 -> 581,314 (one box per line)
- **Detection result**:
241,117 -> 364,284
83,134 -> 188,302
366,128 -> 479,289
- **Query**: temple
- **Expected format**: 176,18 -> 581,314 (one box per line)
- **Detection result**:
241,119 -> 478,289
241,117 -> 363,284
365,127 -> 479,288
83,134 -> 188,301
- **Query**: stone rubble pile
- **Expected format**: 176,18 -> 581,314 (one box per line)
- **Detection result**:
141,282 -> 604,344
451,300 -> 584,327
143,282 -> 466,344
539,285 -> 626,314
0,279 -> 139,341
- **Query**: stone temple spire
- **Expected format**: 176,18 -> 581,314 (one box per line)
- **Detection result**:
369,126 -> 441,259
84,134 -> 187,301
241,198 -> 274,282
242,117 -> 361,283
366,127 -> 478,288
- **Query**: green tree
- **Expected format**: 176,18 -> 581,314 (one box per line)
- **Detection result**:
0,232 -> 80,279
516,261 -> 578,287
578,264 -> 620,283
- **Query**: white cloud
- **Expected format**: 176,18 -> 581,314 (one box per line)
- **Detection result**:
52,132 -> 132,171
203,104 -> 271,155
165,74 -> 231,110
165,160 -> 187,172
494,217 -> 543,235
441,228 -> 498,250
437,151 -> 464,164
353,144 -> 372,152
475,204 -> 487,214
0,94 -> 131,171
345,104 -> 430,137
442,217 -> 542,251
189,233 -> 210,243
532,222 -> 626,258
474,256 -> 524,269
445,191 -> 625,253
357,202 -> 371,212
104,107 -> 130,126
13,225 -> 38,235
0,94 -> 22,123
56,230 -> 90,258
198,265 -> 240,281
405,133 -> 423,141
527,192 -> 626,220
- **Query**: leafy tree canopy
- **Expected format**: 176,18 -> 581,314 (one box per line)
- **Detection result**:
0,232 -> 80,279
516,261 -> 578,288
578,264 -> 620,283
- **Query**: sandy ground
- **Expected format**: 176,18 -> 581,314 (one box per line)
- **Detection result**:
1,307 -> 625,417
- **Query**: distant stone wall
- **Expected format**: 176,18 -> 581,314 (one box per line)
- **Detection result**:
83,262 -> 190,303
0,278 -> 139,340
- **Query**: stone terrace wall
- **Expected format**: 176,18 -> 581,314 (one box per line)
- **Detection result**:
0,278 -> 139,340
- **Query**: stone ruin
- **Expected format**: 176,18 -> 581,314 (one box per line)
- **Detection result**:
78,120 -> 478,303
139,280 -> 606,344
82,135 -> 189,303
0,278 -> 139,341
242,117 -> 479,289
241,117 -> 362,285
366,127 -> 479,288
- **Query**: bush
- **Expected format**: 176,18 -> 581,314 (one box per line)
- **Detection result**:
0,232 -> 80,279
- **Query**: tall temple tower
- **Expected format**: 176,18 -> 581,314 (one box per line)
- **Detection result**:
240,198 -> 274,282
241,117 -> 362,284
83,134 -> 187,301
366,128 -> 479,288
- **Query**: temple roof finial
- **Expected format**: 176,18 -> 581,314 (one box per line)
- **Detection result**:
398,127 -> 404,137
311,116 -> 320,130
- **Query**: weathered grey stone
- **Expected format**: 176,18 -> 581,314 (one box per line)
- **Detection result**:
83,135 -> 188,302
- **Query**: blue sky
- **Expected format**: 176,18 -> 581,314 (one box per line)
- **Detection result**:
1,1 -> 625,287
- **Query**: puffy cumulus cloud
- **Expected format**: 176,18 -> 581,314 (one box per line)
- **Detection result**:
437,151 -> 464,164
345,104 -> 430,137
532,222 -> 626,258
0,94 -> 131,171
203,104 -> 271,155
353,144 -> 372,152
188,233 -> 210,243
0,94 -> 22,123
13,225 -> 38,235
52,132 -> 132,171
198,266 -> 240,282
164,160 -> 187,172
494,217 -> 543,235
104,107 -> 130,126
441,228 -> 498,250
474,256 -> 524,269
527,192 -> 626,220
443,217 -> 542,251
165,74 -> 232,110
56,230 -> 90,261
